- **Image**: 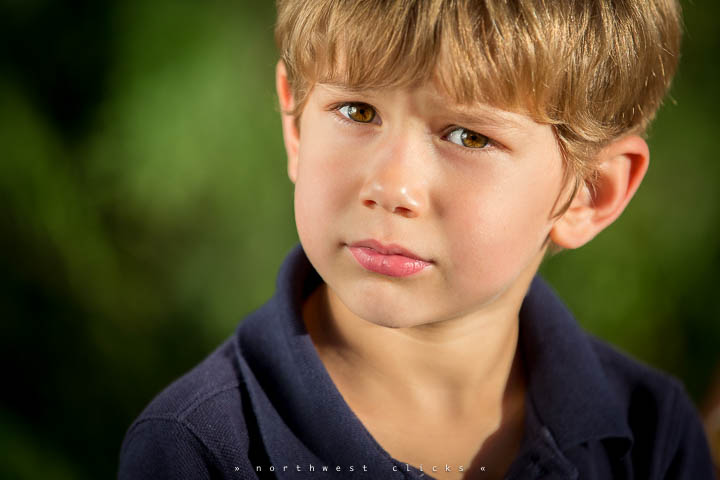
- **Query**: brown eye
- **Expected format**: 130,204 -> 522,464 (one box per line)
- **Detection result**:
447,127 -> 489,149
339,103 -> 376,123
461,130 -> 488,148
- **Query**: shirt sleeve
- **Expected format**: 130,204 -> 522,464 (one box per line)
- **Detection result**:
118,417 -> 215,480
662,386 -> 717,480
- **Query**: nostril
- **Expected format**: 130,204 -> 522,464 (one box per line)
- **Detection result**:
393,206 -> 415,218
362,199 -> 376,208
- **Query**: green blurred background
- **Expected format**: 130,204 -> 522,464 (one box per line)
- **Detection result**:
0,0 -> 718,478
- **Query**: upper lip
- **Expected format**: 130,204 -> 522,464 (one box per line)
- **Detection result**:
348,239 -> 431,262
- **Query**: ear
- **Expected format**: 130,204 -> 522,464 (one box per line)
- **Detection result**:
276,60 -> 300,183
550,135 -> 650,249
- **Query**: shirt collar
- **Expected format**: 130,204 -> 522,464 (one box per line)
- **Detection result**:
237,244 -> 633,477
236,244 -> 406,472
519,276 -> 633,450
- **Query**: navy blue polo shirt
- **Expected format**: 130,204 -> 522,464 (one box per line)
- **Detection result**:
118,244 -> 715,479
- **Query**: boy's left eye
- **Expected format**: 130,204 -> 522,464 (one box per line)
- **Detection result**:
446,127 -> 490,149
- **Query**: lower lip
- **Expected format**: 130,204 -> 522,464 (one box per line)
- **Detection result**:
348,246 -> 431,277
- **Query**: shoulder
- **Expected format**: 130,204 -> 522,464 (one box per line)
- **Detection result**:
520,277 -> 715,478
127,336 -> 243,422
586,335 -> 715,479
119,337 -> 258,480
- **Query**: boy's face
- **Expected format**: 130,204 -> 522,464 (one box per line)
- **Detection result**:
285,78 -> 569,328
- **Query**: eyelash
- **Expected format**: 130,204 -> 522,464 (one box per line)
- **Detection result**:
331,102 -> 496,152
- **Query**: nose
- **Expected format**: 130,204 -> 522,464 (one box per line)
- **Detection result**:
358,136 -> 430,219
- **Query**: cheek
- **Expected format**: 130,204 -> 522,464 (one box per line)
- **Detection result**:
293,132 -> 357,243
443,169 -> 558,283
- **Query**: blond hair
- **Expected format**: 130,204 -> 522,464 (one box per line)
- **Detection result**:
275,0 -> 681,190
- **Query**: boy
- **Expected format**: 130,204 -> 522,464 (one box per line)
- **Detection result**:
119,0 -> 716,478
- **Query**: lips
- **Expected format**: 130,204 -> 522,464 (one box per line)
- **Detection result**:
349,239 -> 429,261
347,239 -> 432,277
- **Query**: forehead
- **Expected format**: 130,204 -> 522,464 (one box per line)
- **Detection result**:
289,0 -> 551,124
305,33 -> 547,126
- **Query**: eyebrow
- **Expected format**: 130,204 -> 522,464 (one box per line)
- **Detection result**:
437,103 -> 530,131
317,83 -> 531,130
316,82 -> 384,99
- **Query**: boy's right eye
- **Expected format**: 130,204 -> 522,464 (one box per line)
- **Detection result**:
337,103 -> 377,123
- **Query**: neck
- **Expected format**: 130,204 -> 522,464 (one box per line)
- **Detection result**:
303,279 -> 528,419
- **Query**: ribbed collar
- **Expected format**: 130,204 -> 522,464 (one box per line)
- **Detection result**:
236,244 -> 633,479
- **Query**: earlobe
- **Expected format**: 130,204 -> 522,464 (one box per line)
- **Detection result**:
276,60 -> 300,183
550,135 -> 650,249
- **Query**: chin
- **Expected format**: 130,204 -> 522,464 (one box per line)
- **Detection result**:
364,317 -> 420,329
341,293 -> 433,329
